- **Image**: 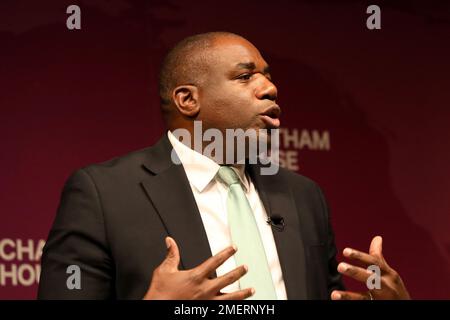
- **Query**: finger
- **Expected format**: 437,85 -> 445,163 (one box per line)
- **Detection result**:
196,245 -> 237,278
343,248 -> 383,269
213,288 -> 255,300
369,236 -> 383,257
337,262 -> 372,283
208,265 -> 248,293
331,290 -> 371,300
161,237 -> 180,272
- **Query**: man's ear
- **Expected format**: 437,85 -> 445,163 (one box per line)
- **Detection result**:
172,85 -> 200,118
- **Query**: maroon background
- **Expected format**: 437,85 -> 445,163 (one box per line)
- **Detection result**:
1,0 -> 449,299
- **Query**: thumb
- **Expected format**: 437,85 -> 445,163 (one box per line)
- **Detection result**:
369,235 -> 383,257
162,236 -> 180,271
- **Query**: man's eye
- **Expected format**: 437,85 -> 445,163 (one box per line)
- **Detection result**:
237,73 -> 253,80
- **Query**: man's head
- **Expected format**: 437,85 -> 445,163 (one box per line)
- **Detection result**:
158,32 -> 280,135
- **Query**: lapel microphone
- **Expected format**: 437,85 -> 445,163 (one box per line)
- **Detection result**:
266,213 -> 285,232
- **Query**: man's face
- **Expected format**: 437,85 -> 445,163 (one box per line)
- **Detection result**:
198,36 -> 280,134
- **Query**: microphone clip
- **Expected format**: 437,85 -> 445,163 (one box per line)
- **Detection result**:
266,214 -> 285,232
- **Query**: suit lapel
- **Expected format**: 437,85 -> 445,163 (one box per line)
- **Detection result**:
247,164 -> 308,299
140,135 -> 213,271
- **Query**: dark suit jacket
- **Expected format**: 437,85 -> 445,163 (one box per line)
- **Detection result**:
38,134 -> 344,299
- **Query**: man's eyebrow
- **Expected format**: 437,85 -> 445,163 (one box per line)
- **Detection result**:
236,62 -> 256,70
235,62 -> 271,74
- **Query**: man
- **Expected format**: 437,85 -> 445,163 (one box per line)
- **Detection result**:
38,32 -> 410,300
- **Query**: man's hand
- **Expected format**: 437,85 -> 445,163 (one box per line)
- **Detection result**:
331,236 -> 411,300
143,237 -> 255,300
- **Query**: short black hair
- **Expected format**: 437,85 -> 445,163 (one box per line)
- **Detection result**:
158,31 -> 242,118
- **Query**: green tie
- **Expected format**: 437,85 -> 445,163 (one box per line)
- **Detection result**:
217,166 -> 277,300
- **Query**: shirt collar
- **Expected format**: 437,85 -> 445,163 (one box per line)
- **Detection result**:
167,130 -> 249,193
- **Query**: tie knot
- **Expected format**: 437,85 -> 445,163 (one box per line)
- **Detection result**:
217,166 -> 240,187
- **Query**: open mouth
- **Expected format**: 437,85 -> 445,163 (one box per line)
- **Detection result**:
260,104 -> 281,129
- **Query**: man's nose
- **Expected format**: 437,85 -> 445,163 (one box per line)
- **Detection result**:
255,77 -> 278,101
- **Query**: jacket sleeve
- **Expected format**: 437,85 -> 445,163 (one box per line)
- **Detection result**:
315,184 -> 346,298
38,169 -> 114,299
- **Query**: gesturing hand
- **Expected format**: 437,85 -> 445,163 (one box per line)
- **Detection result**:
331,236 -> 411,300
143,237 -> 255,300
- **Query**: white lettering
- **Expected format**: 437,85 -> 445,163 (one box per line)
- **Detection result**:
66,5 -> 81,30
366,5 -> 381,30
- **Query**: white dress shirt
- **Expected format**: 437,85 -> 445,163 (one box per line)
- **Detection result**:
167,131 -> 287,299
